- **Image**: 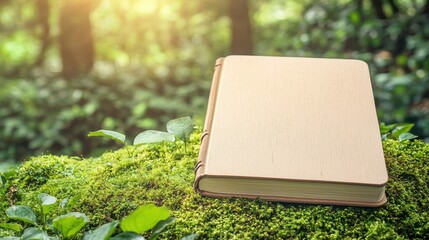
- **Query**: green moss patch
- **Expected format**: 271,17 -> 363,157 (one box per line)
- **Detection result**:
1,134 -> 429,239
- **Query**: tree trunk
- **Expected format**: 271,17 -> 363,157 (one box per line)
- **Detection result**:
34,0 -> 50,67
230,0 -> 253,55
423,0 -> 429,15
371,0 -> 387,19
387,0 -> 399,14
59,0 -> 95,79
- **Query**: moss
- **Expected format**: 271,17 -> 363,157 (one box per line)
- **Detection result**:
1,134 -> 429,239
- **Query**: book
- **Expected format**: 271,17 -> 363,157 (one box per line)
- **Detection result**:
194,55 -> 388,207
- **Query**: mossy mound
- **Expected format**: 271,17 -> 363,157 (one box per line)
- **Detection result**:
1,133 -> 429,239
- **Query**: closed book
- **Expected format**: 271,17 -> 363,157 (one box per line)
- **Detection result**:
194,56 -> 388,207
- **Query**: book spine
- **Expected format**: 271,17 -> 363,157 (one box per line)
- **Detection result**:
194,58 -> 224,192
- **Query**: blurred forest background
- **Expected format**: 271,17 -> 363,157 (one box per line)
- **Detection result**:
1,0 -> 429,165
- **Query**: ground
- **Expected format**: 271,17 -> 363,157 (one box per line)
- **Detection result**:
1,133 -> 428,239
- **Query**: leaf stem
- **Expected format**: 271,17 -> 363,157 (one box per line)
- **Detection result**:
125,145 -> 132,158
40,204 -> 47,230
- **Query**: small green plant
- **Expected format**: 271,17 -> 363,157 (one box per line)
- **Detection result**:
0,193 -> 88,240
165,116 -> 194,153
1,195 -> 197,240
1,166 -> 20,215
87,204 -> 177,240
88,116 -> 194,156
380,123 -> 418,141
109,203 -> 197,239
0,167 -> 16,197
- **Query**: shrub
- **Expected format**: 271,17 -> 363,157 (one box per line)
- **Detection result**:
1,132 -> 428,239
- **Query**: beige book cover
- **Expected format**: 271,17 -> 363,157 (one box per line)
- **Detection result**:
195,55 -> 388,207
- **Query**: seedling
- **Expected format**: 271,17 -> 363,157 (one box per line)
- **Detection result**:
38,193 -> 57,225
0,167 -> 17,202
87,129 -> 133,157
0,193 -> 88,240
84,203 -> 196,240
380,122 -> 418,141
166,116 -> 194,153
88,116 -> 195,157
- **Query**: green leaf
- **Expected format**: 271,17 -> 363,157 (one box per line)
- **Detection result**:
120,204 -> 170,234
0,222 -> 23,232
133,130 -> 175,145
166,116 -> 194,142
180,233 -> 198,240
398,133 -> 418,141
52,212 -> 89,239
38,193 -> 57,206
5,206 -> 37,225
66,193 -> 82,209
381,133 -> 389,141
38,193 -> 57,216
379,123 -> 396,134
110,232 -> 146,240
88,130 -> 126,145
21,227 -> 50,240
60,198 -> 69,208
391,123 -> 414,139
83,221 -> 119,240
149,217 -> 175,240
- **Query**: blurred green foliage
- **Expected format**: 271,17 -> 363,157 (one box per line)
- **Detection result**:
1,0 -> 429,162
0,76 -> 208,161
